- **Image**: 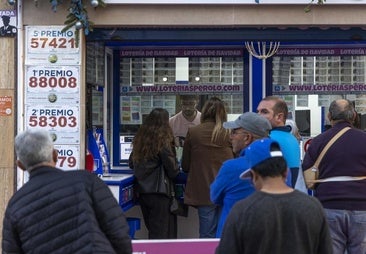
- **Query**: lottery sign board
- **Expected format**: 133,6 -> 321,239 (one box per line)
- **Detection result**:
25,26 -> 80,65
25,66 -> 80,93
25,105 -> 79,132
23,25 -> 83,172
54,144 -> 80,171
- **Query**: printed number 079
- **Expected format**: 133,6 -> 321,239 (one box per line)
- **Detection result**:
58,156 -> 76,168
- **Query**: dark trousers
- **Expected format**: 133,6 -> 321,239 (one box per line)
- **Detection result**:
139,193 -> 177,239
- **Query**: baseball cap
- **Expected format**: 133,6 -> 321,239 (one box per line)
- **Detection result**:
239,138 -> 283,179
223,112 -> 271,137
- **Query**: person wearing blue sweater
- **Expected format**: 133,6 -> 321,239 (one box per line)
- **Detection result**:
257,96 -> 301,188
210,112 -> 271,237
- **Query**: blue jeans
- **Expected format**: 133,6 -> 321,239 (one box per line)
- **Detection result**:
197,205 -> 221,238
324,208 -> 366,254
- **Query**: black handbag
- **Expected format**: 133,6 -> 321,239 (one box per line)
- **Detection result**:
135,163 -> 170,197
136,156 -> 188,216
158,163 -> 189,217
170,194 -> 189,217
157,163 -> 170,195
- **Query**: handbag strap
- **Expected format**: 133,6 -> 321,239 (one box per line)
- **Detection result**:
313,127 -> 351,168
315,175 -> 366,183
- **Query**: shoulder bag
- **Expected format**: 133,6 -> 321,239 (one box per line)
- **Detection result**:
304,127 -> 350,189
158,164 -> 188,217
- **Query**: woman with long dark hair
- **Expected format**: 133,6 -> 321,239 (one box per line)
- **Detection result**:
129,108 -> 179,239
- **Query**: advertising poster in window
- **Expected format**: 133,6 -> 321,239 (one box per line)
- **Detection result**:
120,96 -> 142,125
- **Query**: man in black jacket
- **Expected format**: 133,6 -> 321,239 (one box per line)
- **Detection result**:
2,129 -> 132,254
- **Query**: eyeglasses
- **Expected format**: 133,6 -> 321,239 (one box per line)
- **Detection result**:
230,128 -> 249,136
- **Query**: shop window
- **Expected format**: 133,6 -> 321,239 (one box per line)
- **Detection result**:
273,53 -> 366,136
119,56 -> 244,120
115,54 -> 245,168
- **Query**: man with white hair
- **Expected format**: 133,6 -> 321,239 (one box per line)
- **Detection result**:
2,129 -> 132,253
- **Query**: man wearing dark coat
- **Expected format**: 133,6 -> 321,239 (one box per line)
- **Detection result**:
2,129 -> 132,254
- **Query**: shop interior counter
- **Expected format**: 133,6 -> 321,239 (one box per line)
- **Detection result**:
101,171 -> 187,211
101,174 -> 135,211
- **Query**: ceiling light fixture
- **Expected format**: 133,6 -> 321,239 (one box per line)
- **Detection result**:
245,41 -> 280,60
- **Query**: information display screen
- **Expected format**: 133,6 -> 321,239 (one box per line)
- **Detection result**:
120,135 -> 134,163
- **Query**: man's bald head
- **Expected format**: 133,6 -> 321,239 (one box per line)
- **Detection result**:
328,99 -> 355,124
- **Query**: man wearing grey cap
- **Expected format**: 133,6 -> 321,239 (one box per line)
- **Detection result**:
210,112 -> 271,237
216,138 -> 332,254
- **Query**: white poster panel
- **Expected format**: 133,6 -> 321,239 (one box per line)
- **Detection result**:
54,144 -> 80,171
25,105 -> 79,133
25,26 -> 80,65
25,93 -> 79,105
48,130 -> 81,145
25,66 -> 80,93
22,25 -> 83,177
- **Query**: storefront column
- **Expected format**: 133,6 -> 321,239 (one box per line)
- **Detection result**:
0,5 -> 16,247
251,55 -> 265,111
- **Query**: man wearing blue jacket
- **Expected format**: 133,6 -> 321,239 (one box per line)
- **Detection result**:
257,96 -> 301,188
210,112 -> 271,237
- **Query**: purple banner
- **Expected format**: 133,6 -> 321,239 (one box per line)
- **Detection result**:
276,47 -> 366,56
121,84 -> 243,95
273,83 -> 366,95
120,47 -> 244,57
132,239 -> 220,254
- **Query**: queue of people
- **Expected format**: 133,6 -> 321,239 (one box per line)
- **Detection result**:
4,95 -> 365,254
216,138 -> 333,254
